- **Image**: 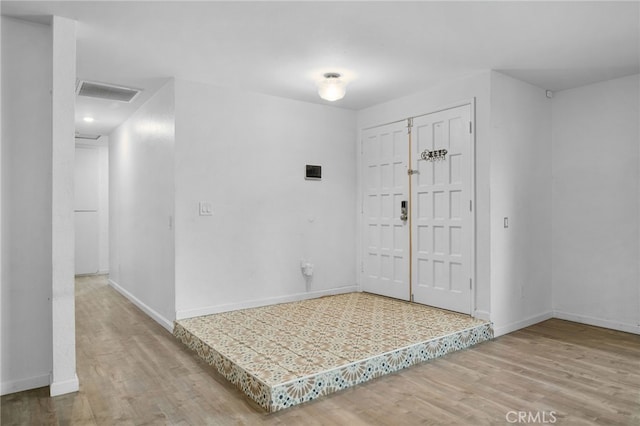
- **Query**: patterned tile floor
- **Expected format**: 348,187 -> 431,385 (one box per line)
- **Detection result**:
175,292 -> 493,412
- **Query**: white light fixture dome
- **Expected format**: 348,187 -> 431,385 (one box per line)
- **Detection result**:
317,72 -> 346,101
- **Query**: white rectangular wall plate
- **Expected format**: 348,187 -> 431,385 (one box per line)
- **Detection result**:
199,201 -> 213,216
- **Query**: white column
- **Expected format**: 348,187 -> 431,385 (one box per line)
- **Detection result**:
0,16 -> 3,394
50,15 -> 78,397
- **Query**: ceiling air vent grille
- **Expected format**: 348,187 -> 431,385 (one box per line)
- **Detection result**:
76,80 -> 141,103
75,133 -> 102,141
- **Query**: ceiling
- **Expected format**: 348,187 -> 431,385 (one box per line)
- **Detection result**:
2,1 -> 639,136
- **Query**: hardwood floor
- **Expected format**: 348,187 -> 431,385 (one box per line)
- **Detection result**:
2,275 -> 639,425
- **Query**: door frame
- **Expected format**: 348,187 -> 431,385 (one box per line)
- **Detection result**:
358,98 -> 477,317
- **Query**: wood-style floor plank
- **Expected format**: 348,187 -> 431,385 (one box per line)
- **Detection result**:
2,275 -> 639,425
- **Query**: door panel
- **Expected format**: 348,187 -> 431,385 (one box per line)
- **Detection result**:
75,146 -> 100,275
411,105 -> 472,314
75,211 -> 99,274
361,121 -> 410,300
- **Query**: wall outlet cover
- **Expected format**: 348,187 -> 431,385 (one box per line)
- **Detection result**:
199,202 -> 213,216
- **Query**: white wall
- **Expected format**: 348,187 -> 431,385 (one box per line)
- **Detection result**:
489,71 -> 553,336
552,74 -> 640,334
109,80 -> 175,330
174,79 -> 357,318
357,71 -> 492,319
1,17 -> 53,395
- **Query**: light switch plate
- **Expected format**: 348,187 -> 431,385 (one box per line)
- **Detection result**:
199,202 -> 213,216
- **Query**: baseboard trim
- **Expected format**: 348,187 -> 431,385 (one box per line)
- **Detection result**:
176,285 -> 359,320
75,272 -> 109,277
1,374 -> 50,396
50,374 -> 79,397
493,311 -> 554,337
108,279 -> 174,333
553,310 -> 640,335
473,310 -> 491,321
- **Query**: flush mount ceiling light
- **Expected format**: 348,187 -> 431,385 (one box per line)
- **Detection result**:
83,116 -> 95,123
317,72 -> 346,101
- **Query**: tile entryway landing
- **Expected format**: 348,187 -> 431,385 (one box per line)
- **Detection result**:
174,292 -> 493,412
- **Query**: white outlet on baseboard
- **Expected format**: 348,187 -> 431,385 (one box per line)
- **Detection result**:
199,201 -> 213,216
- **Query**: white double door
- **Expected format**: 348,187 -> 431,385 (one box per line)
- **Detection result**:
362,104 -> 473,315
